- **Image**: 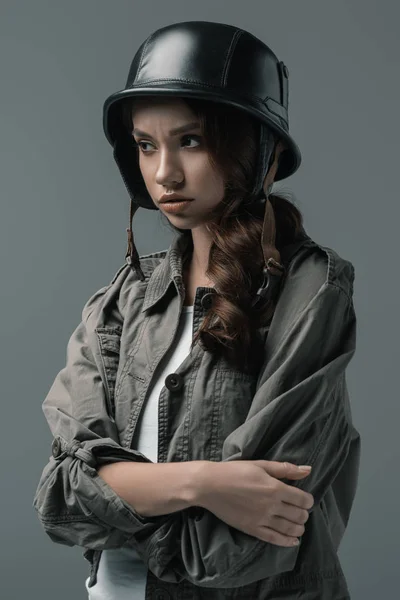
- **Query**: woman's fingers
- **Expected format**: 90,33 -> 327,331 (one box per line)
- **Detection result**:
266,513 -> 306,538
255,525 -> 301,547
274,479 -> 314,510
273,501 -> 310,526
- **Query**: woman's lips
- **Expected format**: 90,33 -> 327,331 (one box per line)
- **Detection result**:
160,196 -> 193,204
160,199 -> 194,213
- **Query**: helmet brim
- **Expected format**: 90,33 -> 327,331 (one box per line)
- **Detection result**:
103,86 -> 301,182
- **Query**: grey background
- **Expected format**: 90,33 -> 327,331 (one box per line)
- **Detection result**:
1,0 -> 397,597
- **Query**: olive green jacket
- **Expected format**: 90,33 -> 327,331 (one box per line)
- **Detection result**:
33,229 -> 360,599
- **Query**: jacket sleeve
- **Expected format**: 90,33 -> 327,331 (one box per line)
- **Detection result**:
32,283 -> 172,551
133,279 -> 359,588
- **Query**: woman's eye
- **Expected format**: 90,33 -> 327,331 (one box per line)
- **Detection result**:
135,140 -> 153,152
181,134 -> 201,148
133,135 -> 201,153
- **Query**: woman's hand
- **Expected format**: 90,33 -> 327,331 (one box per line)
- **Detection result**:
195,460 -> 314,547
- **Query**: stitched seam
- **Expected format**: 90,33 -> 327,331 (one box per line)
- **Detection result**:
96,331 -> 120,417
270,568 -> 346,589
134,33 -> 154,83
139,250 -> 167,260
212,367 -> 225,459
328,281 -> 354,305
180,350 -> 203,460
38,512 -> 107,524
131,77 -> 267,104
297,240 -> 354,302
221,29 -> 243,86
132,74 -> 287,123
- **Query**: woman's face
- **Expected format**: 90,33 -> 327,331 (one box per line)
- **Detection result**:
130,97 -> 225,230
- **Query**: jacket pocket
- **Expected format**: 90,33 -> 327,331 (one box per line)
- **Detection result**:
95,327 -> 122,421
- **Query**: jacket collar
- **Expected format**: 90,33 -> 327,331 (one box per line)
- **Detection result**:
141,226 -> 312,313
141,230 -> 192,312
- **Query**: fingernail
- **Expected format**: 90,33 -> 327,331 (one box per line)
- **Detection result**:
298,465 -> 312,471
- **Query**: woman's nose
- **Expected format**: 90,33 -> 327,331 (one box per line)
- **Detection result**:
155,150 -> 184,187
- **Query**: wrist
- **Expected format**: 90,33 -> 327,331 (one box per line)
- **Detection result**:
186,460 -> 218,508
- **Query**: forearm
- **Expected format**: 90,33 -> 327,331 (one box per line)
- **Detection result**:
97,459 -> 208,517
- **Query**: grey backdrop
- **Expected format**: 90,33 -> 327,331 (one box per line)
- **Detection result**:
1,0 -> 397,598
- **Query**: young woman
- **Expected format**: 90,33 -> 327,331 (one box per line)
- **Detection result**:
33,21 -> 360,600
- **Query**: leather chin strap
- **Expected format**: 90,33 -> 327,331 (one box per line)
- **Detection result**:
125,201 -> 146,281
261,139 -> 286,268
251,139 -> 287,308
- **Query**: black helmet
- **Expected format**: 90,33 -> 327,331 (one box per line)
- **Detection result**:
102,20 -> 302,306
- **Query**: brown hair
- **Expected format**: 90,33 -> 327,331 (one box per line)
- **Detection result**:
124,97 -> 304,374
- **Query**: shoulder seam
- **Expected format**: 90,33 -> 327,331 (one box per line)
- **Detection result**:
300,239 -> 355,300
326,280 -> 354,305
139,249 -> 168,260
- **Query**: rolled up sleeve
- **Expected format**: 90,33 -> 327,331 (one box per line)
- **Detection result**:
32,287 -> 171,551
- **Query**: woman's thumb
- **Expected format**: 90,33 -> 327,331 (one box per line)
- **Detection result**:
259,460 -> 312,479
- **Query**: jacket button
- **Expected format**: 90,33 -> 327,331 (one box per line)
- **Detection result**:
165,373 -> 183,392
153,589 -> 171,599
201,293 -> 214,310
51,437 -> 62,458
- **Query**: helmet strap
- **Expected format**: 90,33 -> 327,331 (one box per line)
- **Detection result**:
260,140 -> 286,269
250,139 -> 287,309
125,199 -> 146,281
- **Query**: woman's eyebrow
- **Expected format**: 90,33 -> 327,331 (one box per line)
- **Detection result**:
133,121 -> 201,137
